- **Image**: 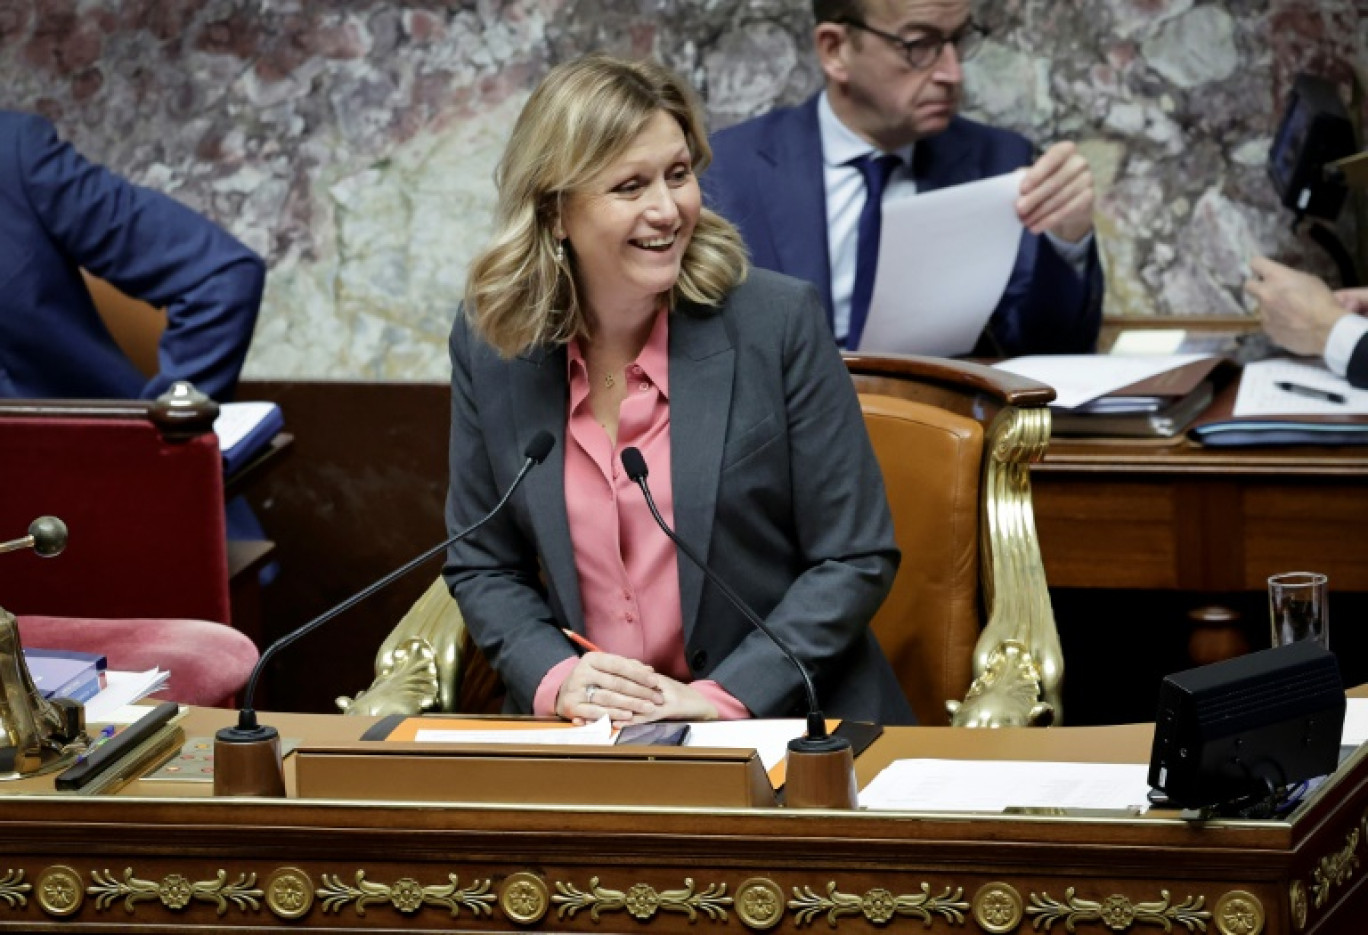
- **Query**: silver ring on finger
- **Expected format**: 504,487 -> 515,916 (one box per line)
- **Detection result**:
585,684 -> 599,704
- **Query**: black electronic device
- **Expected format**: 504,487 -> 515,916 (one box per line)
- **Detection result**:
1269,73 -> 1358,222
1148,640 -> 1344,812
615,722 -> 691,746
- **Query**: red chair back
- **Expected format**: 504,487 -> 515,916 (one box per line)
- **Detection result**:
0,402 -> 230,624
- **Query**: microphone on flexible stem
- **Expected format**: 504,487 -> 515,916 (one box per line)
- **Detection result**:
213,431 -> 556,797
619,447 -> 856,809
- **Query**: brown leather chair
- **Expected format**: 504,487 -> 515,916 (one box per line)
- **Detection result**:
82,270 -> 166,378
845,353 -> 1062,727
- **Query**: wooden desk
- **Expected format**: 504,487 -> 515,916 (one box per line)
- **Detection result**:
0,707 -> 1362,933
1032,440 -> 1368,593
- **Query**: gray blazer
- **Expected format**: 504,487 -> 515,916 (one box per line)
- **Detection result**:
443,268 -> 915,725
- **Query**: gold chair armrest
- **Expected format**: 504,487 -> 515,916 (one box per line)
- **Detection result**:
336,577 -> 465,717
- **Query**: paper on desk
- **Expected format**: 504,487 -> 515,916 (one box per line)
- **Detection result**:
1232,359 -> 1368,417
859,758 -> 1152,812
684,719 -> 804,775
83,669 -> 170,722
1342,699 -> 1368,747
994,354 -> 1213,409
415,715 -> 613,745
857,170 -> 1022,356
1111,329 -> 1188,355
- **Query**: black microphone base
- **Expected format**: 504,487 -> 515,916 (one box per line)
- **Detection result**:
214,721 -> 286,797
784,734 -> 856,809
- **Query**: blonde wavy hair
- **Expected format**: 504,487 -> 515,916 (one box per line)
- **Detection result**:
464,54 -> 749,357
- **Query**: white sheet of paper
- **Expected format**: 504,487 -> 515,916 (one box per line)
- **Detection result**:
683,719 -> 805,774
415,715 -> 614,745
1110,329 -> 1187,355
859,758 -> 1152,812
994,354 -> 1213,409
1342,699 -> 1368,746
83,669 -> 170,722
858,170 -> 1023,356
1232,359 -> 1368,417
213,401 -> 280,451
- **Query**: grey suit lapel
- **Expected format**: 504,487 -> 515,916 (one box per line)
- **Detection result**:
668,307 -> 734,641
511,344 -> 583,632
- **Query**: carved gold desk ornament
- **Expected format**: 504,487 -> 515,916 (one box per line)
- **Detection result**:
0,516 -> 91,779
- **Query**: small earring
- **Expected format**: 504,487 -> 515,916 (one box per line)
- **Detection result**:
555,239 -> 565,263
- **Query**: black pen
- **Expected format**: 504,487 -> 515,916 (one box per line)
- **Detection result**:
1275,381 -> 1347,404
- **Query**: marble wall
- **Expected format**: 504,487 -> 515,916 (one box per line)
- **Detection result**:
2,0 -> 1365,380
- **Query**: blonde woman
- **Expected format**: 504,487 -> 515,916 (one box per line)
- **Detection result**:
444,54 -> 913,726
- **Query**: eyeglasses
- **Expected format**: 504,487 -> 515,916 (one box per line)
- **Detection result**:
840,19 -> 988,70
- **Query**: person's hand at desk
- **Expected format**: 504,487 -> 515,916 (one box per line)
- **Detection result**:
1017,141 -> 1095,244
1245,255 -> 1368,356
555,651 -> 664,726
649,675 -> 720,723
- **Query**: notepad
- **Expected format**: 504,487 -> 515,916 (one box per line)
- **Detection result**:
213,401 -> 284,474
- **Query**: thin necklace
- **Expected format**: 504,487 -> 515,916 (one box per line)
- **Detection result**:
603,370 -> 616,389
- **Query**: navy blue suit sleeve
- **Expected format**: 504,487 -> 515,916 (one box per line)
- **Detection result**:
15,115 -> 264,400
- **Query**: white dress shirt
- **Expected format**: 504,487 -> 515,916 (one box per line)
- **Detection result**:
1324,313 -> 1368,377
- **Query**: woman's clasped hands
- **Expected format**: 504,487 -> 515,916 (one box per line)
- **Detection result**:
556,651 -> 719,725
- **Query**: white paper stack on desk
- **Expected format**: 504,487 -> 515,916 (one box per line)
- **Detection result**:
993,354 -> 1226,439
1188,359 -> 1368,446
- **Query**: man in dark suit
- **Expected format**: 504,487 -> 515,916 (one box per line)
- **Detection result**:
1246,256 -> 1368,388
0,110 -> 264,402
703,0 -> 1103,356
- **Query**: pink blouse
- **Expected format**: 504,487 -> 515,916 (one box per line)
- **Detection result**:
531,310 -> 747,719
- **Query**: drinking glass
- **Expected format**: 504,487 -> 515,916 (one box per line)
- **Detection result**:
1268,571 -> 1329,650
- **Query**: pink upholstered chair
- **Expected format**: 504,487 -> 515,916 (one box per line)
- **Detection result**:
0,391 -> 258,708
16,616 -> 258,708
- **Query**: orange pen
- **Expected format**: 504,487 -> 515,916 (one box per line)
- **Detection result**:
561,628 -> 603,654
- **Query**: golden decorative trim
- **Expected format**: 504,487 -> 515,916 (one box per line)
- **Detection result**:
1289,880 -> 1308,931
736,878 -> 785,930
1213,890 -> 1264,935
338,637 -> 439,716
0,869 -> 30,909
973,882 -> 1023,934
1028,888 -> 1210,932
946,404 -> 1061,728
36,866 -> 79,917
266,867 -> 314,920
88,869 -> 262,915
1311,827 -> 1360,908
501,872 -> 550,925
317,871 -> 494,917
553,877 -> 732,922
789,882 -> 969,928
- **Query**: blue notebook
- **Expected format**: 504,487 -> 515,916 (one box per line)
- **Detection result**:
213,401 -> 285,475
24,649 -> 107,703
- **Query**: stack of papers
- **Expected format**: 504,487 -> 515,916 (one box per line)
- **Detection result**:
994,354 -> 1215,409
213,401 -> 285,474
1190,360 -> 1368,447
859,759 -> 1152,813
83,669 -> 170,722
994,354 -> 1222,438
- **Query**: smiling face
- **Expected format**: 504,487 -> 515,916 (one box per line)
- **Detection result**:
559,109 -> 701,328
818,0 -> 971,151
